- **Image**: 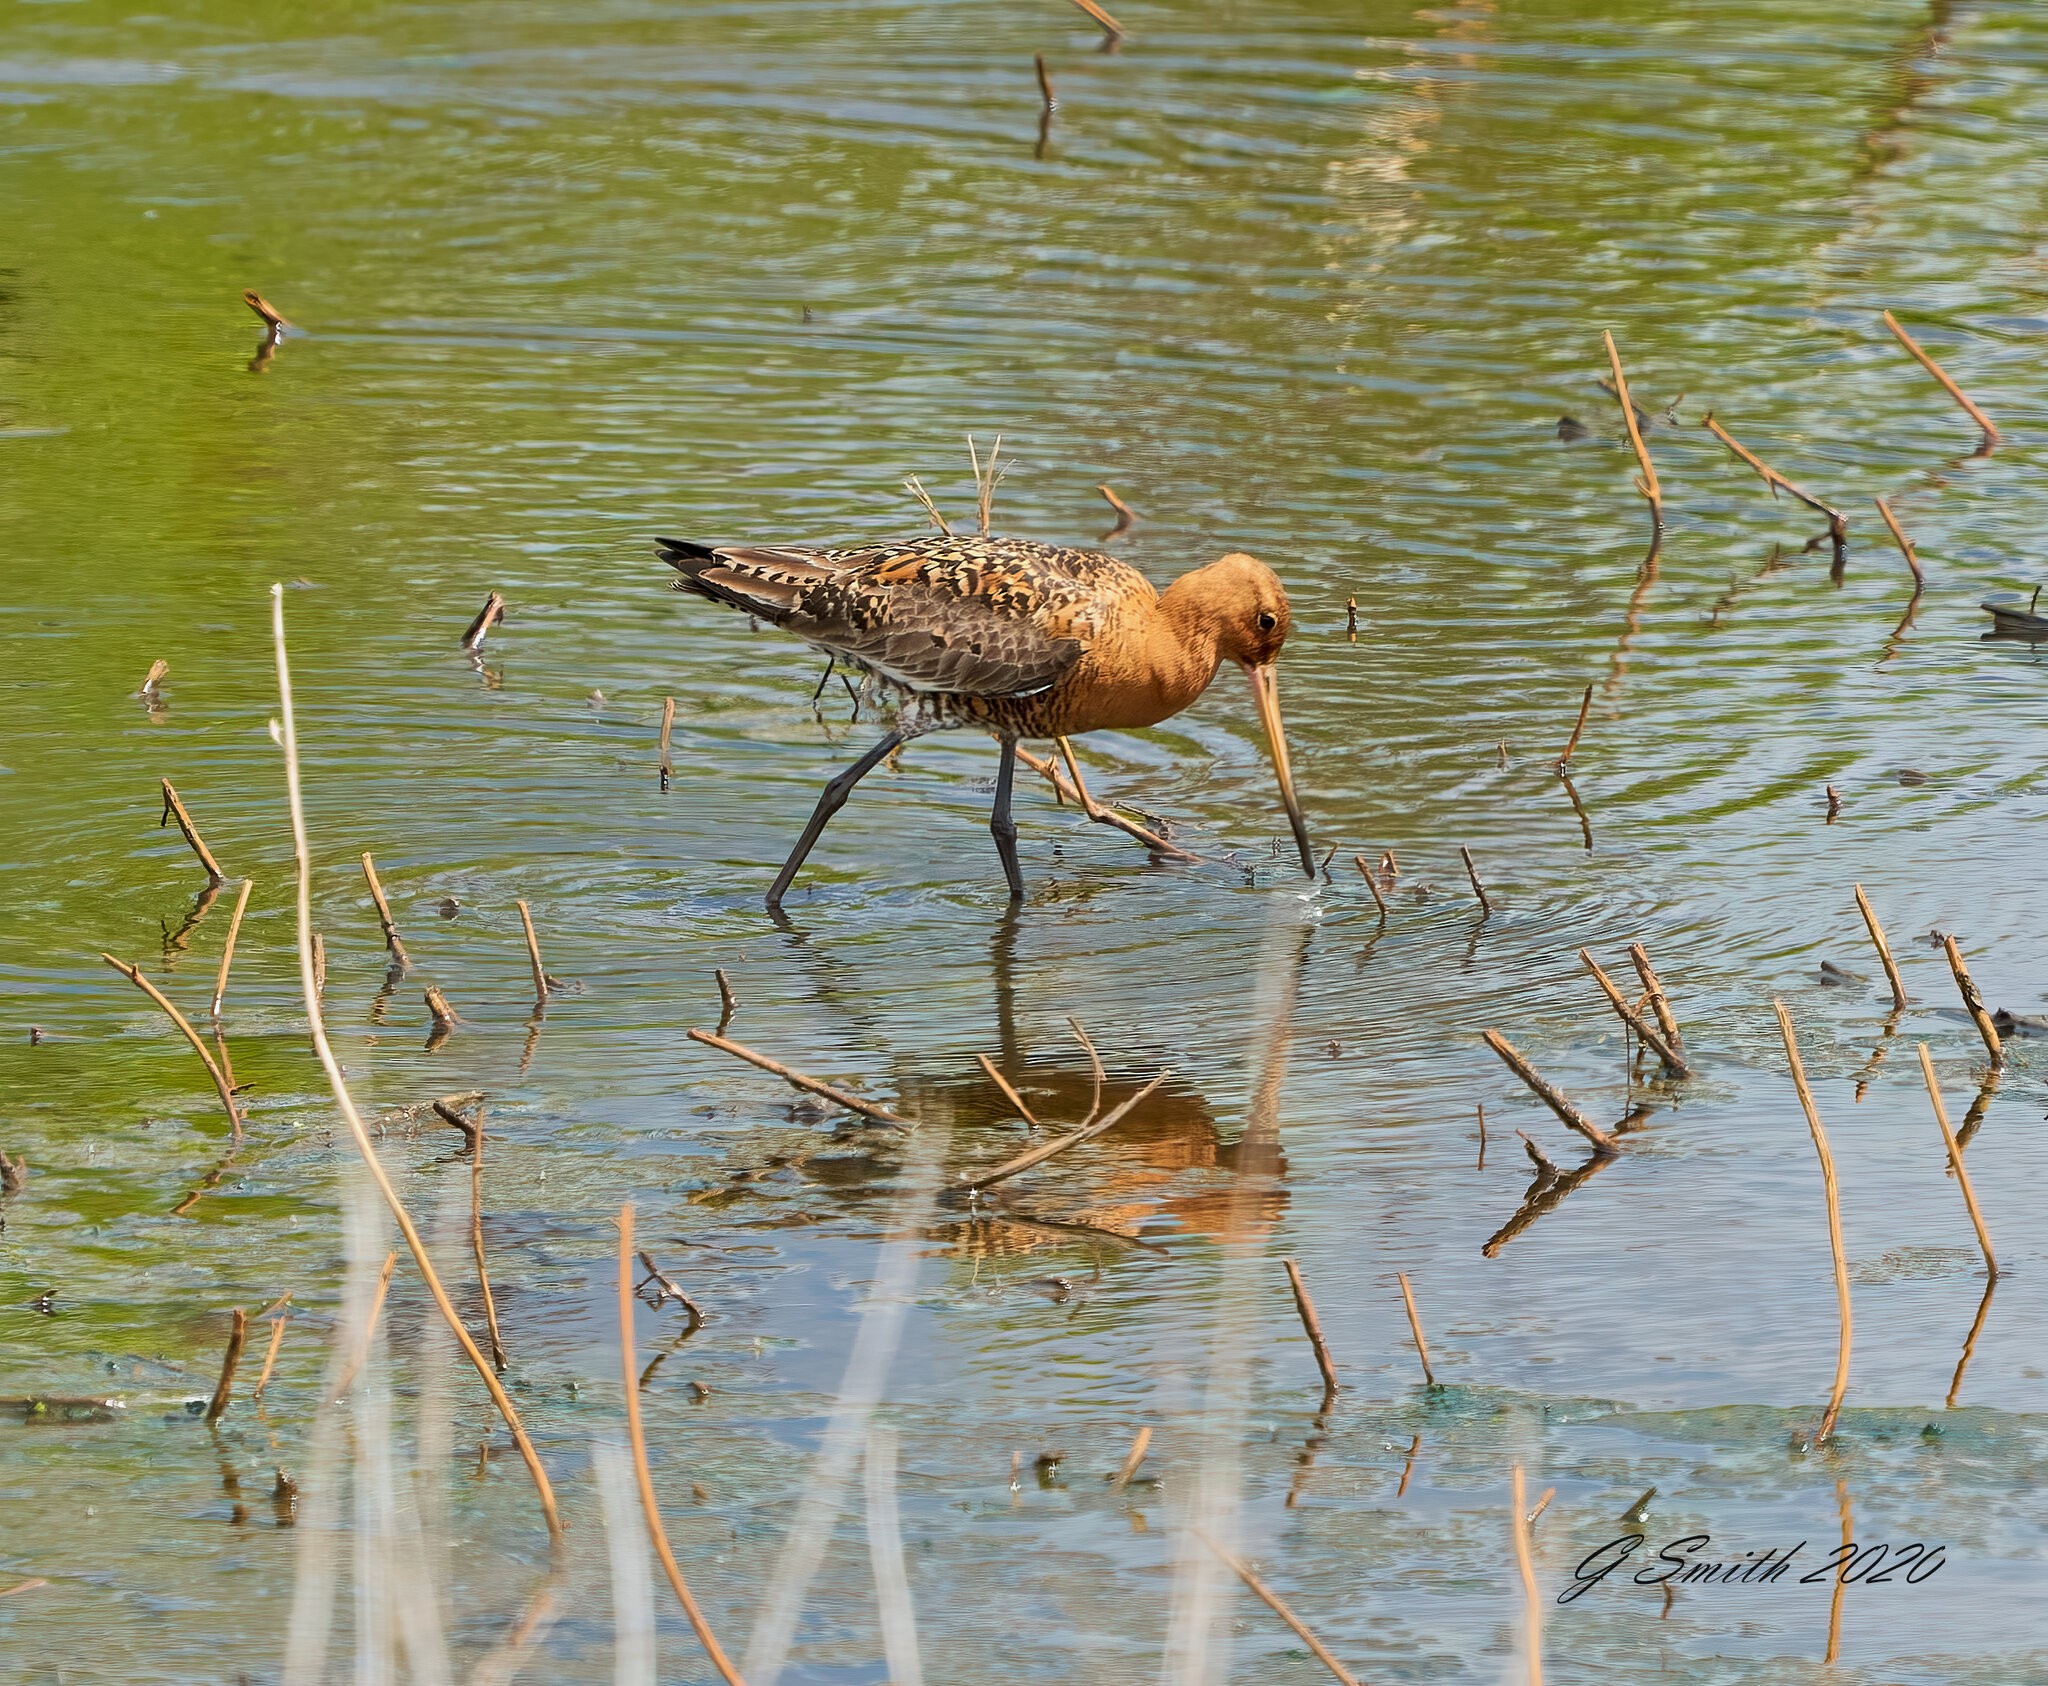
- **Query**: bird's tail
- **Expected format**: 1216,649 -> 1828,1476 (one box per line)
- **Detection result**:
655,538 -> 835,622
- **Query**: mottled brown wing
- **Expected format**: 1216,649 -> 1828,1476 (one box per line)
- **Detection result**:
788,538 -> 1142,697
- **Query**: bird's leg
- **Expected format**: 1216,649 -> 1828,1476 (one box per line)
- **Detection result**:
1057,737 -> 1111,826
989,738 -> 1026,903
765,730 -> 907,910
810,657 -> 837,706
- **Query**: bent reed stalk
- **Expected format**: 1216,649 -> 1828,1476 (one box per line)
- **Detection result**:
1773,1001 -> 1852,1444
269,583 -> 562,1546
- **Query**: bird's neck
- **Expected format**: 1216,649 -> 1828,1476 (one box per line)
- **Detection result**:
1141,577 -> 1230,711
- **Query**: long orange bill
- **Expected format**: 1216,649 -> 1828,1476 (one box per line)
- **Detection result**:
1242,661 -> 1314,877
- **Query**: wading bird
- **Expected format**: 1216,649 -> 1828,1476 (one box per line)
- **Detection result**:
658,534 -> 1313,908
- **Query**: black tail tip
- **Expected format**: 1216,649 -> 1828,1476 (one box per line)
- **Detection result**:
655,537 -> 719,573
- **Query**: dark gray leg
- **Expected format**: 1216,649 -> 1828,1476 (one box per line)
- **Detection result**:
765,731 -> 906,910
990,738 -> 1025,903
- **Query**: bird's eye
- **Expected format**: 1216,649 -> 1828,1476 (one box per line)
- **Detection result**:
1256,612 -> 1278,632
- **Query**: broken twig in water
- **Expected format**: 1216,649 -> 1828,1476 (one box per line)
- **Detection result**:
424,986 -> 462,1033
1460,846 -> 1493,916
1110,1425 -> 1151,1491
636,1249 -> 706,1335
974,1053 -> 1041,1127
252,1302 -> 290,1401
1097,484 -> 1137,540
326,1250 -> 397,1403
1193,1529 -> 1363,1686
1034,53 -> 1055,116
618,1204 -> 748,1686
517,900 -> 552,1008
1626,943 -> 1683,1051
1774,1001 -> 1852,1444
437,1100 -> 509,1372
1872,497 -> 1925,589
360,852 -> 412,972
1579,949 -> 1689,1076
659,697 -> 676,792
1852,885 -> 1909,1010
1352,855 -> 1389,920
687,1028 -> 912,1128
1881,309 -> 1999,451
210,877 -> 254,1021
1602,331 -> 1662,530
1700,413 -> 1847,547
714,968 -> 739,1028
159,780 -> 226,885
1066,1014 -> 1105,1124
1396,1271 -> 1438,1388
1282,1258 -> 1341,1397
100,953 -> 243,1141
204,1308 -> 248,1425
1916,1044 -> 1996,1280
967,432 -> 1004,536
272,583 -> 561,1543
462,592 -> 506,653
1555,685 -> 1593,772
243,291 -> 290,333
1063,0 -> 1124,43
1481,1030 -> 1618,1155
959,1071 -> 1167,1191
1940,935 -> 2003,1069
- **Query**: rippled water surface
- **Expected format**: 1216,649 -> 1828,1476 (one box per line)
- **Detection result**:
2,0 -> 2045,1680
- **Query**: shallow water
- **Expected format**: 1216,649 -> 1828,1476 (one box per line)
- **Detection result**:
2,0 -> 2045,1680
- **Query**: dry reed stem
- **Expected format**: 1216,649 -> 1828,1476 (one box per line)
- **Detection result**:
1881,310 -> 1999,448
1110,1425 -> 1151,1491
1013,742 -> 1195,859
903,474 -> 953,536
1346,597 -> 1358,643
1067,1014 -> 1104,1124
1773,1001 -> 1852,1444
1940,936 -> 2003,1068
1281,1258 -> 1341,1397
326,1250 -> 397,1403
141,658 -> 169,697
635,1250 -> 707,1334
205,1307 -> 248,1424
1625,943 -> 1683,1050
973,1053 -> 1040,1126
242,290 -> 290,331
1396,1271 -> 1437,1388
210,877 -> 254,1021
271,584 -> 562,1544
0,1580 -> 49,1599
659,696 -> 677,792
1063,0 -> 1124,40
462,591 -> 506,652
1527,1487 -> 1556,1528
1352,855 -> 1389,920
1601,331 -> 1661,519
1097,484 -> 1137,538
1510,1466 -> 1544,1686
1480,1030 -> 1618,1155
1851,885 -> 1908,1010
1579,950 -> 1689,1076
516,900 -> 549,1008
1034,53 -> 1055,113
959,1071 -> 1167,1192
967,432 -> 1004,536
715,968 -> 739,1026
0,1150 -> 25,1196
459,1103 -> 509,1373
99,954 -> 244,1141
1192,1529 -> 1363,1686
1555,684 -> 1593,772
1459,846 -> 1493,916
1700,414 -> 1847,542
687,1028 -> 913,1128
1872,497 -> 1925,587
1916,1044 -> 1996,1279
159,779 -> 226,885
252,1305 -> 290,1400
617,1204 -> 748,1685
311,931 -> 326,997
360,852 -> 412,971
424,985 -> 461,1031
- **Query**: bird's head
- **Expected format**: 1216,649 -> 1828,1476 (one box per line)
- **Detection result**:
1171,551 -> 1313,878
